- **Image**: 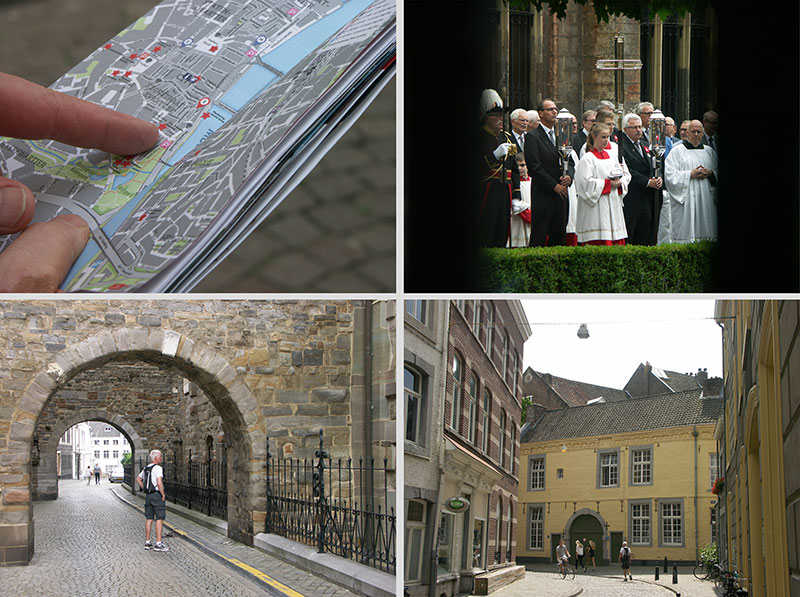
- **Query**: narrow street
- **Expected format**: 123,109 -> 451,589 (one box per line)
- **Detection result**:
3,479 -> 356,597
479,567 -> 720,597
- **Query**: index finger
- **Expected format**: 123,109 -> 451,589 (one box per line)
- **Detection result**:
0,72 -> 159,156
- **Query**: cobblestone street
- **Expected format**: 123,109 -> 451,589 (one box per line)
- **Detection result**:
478,566 -> 721,597
4,479 -> 358,597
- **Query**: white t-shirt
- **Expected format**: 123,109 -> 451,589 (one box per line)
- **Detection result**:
620,546 -> 631,559
138,463 -> 163,492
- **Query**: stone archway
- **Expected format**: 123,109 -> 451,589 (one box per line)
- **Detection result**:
35,409 -> 145,501
8,327 -> 265,564
564,508 -> 608,563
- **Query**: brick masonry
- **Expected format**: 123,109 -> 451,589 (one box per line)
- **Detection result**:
0,300 -> 395,566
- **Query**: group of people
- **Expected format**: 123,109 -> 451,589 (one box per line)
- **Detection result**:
84,464 -> 102,485
479,89 -> 719,249
556,538 -> 634,582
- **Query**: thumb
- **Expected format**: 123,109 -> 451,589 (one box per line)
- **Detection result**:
0,178 -> 36,234
0,214 -> 90,292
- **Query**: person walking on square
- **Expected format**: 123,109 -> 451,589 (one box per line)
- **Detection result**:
136,449 -> 170,552
575,539 -> 586,572
93,463 -> 101,485
85,466 -> 92,485
587,538 -> 597,571
619,540 -> 633,581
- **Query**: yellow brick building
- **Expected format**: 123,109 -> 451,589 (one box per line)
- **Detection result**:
517,390 -> 723,567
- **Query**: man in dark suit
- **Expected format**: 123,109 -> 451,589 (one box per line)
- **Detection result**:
524,98 -> 575,247
701,110 -> 718,153
509,108 -> 529,153
571,110 -> 596,154
619,113 -> 662,245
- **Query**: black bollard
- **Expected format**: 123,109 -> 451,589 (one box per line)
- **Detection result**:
672,564 -> 678,584
664,556 -> 668,573
655,566 -> 660,580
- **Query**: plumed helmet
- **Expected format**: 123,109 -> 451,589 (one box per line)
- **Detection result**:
480,89 -> 503,118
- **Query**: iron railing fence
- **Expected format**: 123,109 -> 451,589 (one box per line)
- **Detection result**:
130,452 -> 227,519
265,430 -> 396,574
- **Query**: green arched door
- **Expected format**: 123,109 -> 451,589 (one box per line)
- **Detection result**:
569,514 -> 603,565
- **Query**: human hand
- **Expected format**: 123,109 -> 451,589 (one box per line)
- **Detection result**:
609,178 -> 621,189
554,183 -> 569,199
690,166 -> 709,179
559,175 -> 572,187
0,72 -> 159,292
493,142 -> 512,160
647,177 -> 663,189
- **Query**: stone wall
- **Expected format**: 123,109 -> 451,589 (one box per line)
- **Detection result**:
0,299 -> 376,566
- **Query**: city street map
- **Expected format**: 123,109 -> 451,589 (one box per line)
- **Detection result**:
0,0 -> 395,291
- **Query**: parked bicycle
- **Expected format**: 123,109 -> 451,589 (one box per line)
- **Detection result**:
693,560 -> 725,581
716,569 -> 748,596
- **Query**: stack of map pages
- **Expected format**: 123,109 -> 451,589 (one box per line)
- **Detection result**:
0,0 -> 396,292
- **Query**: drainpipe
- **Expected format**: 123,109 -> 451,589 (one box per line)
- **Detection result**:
363,301 -> 375,556
693,425 -> 699,562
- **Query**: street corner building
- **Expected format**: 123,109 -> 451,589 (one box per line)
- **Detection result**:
404,299 -> 531,596
715,300 -> 799,596
0,299 -> 396,584
517,389 -> 724,568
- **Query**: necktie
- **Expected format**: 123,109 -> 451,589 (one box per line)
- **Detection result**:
637,142 -> 644,158
518,134 -> 524,150
549,129 -> 555,146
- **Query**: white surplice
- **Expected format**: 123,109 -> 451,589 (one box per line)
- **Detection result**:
508,179 -> 532,247
574,147 -> 631,243
664,143 -> 718,243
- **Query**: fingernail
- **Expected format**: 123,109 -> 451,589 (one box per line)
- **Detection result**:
0,186 -> 29,229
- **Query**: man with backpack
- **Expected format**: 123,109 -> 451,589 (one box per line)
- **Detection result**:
619,540 -> 632,581
136,449 -> 169,552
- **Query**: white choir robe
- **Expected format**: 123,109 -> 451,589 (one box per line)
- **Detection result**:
657,190 -> 673,244
508,179 -> 532,247
574,147 -> 630,243
566,149 -> 581,236
664,143 -> 718,243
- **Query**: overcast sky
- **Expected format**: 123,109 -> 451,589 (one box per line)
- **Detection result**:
521,298 -> 722,389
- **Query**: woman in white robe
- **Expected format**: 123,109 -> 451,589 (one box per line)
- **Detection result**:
574,123 -> 631,245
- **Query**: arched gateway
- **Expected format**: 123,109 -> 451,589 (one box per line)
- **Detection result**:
564,508 -> 608,564
3,327 -> 264,565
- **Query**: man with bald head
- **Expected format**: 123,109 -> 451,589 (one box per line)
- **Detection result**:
664,119 -> 718,243
701,111 -> 718,152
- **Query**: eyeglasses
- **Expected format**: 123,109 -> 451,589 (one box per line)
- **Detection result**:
639,111 -> 654,115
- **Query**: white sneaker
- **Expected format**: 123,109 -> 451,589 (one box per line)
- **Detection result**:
144,541 -> 151,550
154,542 -> 170,552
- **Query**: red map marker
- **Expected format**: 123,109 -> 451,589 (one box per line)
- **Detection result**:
124,71 -> 132,77
158,123 -> 168,131
111,70 -> 120,76
130,53 -> 138,59
201,112 -> 211,120
196,97 -> 210,108
153,46 -> 162,52
210,45 -> 219,52
104,44 -> 112,50
138,213 -> 147,222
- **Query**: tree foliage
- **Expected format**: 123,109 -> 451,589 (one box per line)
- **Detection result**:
506,0 -> 699,23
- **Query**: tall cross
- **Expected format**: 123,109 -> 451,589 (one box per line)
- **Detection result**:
596,35 -> 643,129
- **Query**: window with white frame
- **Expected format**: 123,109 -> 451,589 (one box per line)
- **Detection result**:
438,512 -> 454,575
113,450 -> 119,458
598,449 -> 619,487
710,507 -> 717,544
472,300 -> 481,335
661,501 -> 683,546
405,367 -> 423,444
482,390 -> 491,454
455,299 -> 465,314
103,450 -> 109,459
709,453 -> 719,490
510,352 -> 517,394
528,506 -> 544,550
485,305 -> 494,358
510,424 -> 516,475
501,332 -> 509,379
631,447 -> 652,485
499,410 -> 506,468
468,374 -> 478,443
631,502 -> 651,545
405,500 -> 426,583
405,300 -> 427,323
94,450 -> 100,459
529,456 -> 545,490
506,503 -> 512,561
451,354 -> 463,431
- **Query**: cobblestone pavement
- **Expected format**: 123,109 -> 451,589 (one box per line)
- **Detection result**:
112,484 -> 360,597
3,480 -> 266,597
0,0 -> 395,293
478,566 -> 721,597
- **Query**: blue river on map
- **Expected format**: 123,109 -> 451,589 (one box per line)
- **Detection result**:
62,0 -> 377,289
260,0 -> 374,73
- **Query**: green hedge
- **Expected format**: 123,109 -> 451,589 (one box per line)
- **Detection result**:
482,241 -> 716,293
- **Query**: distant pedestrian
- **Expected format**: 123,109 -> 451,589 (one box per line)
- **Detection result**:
136,449 -> 169,552
619,540 -> 633,581
587,538 -> 596,571
85,466 -> 92,485
93,463 -> 101,484
575,539 -> 586,572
